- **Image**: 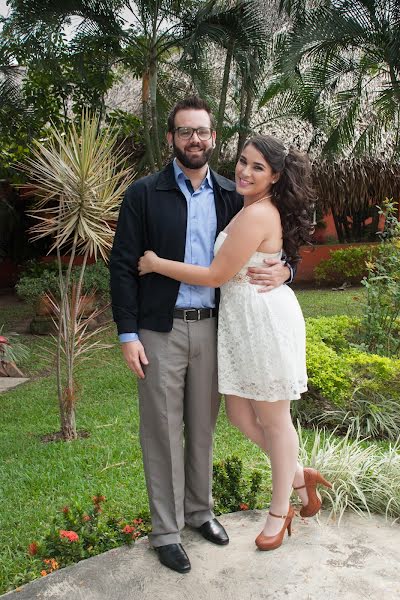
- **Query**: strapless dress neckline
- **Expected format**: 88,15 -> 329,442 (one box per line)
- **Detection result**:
219,231 -> 282,259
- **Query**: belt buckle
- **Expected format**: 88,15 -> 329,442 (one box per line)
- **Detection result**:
183,309 -> 201,322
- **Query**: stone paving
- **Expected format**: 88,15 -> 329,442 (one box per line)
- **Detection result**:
2,510 -> 399,600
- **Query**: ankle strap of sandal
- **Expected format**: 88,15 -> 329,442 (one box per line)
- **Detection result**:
269,510 -> 288,519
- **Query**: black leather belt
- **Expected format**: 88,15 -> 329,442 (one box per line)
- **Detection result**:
173,308 -> 217,322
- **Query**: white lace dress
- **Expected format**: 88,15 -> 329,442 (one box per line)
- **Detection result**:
215,231 -> 307,401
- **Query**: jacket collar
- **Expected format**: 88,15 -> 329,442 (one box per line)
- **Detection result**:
156,162 -> 236,192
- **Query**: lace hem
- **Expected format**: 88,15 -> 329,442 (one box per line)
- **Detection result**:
218,382 -> 308,402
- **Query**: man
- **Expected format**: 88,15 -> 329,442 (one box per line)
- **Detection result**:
110,96 -> 292,573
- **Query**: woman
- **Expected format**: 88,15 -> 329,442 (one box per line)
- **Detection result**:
138,135 -> 332,550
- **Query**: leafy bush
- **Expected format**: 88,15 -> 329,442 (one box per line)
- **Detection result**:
15,269 -> 59,304
26,495 -> 151,579
359,200 -> 400,357
303,315 -> 400,438
16,260 -> 110,304
306,316 -> 357,404
314,245 -> 379,285
212,456 -> 263,515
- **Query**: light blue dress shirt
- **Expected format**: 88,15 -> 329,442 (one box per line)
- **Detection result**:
119,159 -> 217,343
174,160 -> 217,309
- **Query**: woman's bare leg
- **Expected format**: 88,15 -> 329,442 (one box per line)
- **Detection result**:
250,399 -> 299,536
225,395 -> 308,507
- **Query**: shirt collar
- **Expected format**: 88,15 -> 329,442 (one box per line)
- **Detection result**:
173,158 -> 213,190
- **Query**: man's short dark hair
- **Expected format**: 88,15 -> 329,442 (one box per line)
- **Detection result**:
167,96 -> 215,132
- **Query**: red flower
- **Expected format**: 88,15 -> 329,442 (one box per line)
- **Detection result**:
28,542 -> 38,556
40,570 -> 47,577
133,518 -> 143,525
92,495 -> 106,504
62,506 -> 70,514
0,336 -> 9,344
122,525 -> 134,534
239,503 -> 249,511
82,514 -> 91,522
59,530 -> 79,542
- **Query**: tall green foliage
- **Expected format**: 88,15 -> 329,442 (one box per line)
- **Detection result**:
361,200 -> 400,356
262,0 -> 400,157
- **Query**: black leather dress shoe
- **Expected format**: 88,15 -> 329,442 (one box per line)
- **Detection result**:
155,543 -> 191,573
197,518 -> 229,545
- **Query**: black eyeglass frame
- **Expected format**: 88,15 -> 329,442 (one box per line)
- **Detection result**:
172,127 -> 214,141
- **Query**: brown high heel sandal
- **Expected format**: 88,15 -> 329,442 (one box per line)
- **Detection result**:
293,468 -> 333,518
255,505 -> 295,551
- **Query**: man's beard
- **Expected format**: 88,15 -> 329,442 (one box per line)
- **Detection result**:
173,141 -> 214,169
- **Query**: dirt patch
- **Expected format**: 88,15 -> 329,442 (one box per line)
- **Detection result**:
40,430 -> 90,443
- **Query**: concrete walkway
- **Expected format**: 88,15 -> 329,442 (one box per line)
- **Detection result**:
0,377 -> 29,393
2,510 -> 399,600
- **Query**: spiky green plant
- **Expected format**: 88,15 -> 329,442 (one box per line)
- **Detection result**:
0,326 -> 29,367
20,112 -> 134,440
314,390 -> 400,441
298,425 -> 400,523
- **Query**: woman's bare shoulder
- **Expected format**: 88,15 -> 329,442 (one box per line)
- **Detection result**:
244,200 -> 281,225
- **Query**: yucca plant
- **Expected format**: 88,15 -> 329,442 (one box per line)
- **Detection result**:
20,112 -> 134,440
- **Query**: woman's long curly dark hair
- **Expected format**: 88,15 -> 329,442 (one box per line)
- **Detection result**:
243,135 -> 315,264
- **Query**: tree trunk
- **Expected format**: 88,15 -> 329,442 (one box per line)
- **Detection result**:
142,71 -> 156,172
236,81 -> 253,162
58,232 -> 79,441
61,393 -> 77,441
331,207 -> 344,243
149,39 -> 163,169
211,41 -> 235,170
149,55 -> 163,170
235,78 -> 246,163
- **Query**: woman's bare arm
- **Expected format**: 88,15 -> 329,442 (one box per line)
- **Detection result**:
138,203 -> 281,287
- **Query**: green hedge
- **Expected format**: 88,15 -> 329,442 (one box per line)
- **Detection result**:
314,245 -> 379,285
300,315 -> 400,438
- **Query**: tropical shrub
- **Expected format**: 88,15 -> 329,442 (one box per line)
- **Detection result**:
298,426 -> 400,521
26,495 -> 151,579
19,112 -> 133,440
16,261 -> 111,305
302,316 -> 400,438
315,390 -> 400,441
0,326 -> 29,369
314,245 -> 379,285
360,200 -> 400,357
305,316 -> 358,404
212,456 -> 263,515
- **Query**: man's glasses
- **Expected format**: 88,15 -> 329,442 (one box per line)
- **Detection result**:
173,127 -> 213,141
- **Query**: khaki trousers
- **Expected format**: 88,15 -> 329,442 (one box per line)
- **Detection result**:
138,317 -> 220,547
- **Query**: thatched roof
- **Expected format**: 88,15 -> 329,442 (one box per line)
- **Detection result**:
312,157 -> 400,214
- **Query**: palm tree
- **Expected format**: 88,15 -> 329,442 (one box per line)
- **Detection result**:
181,0 -> 269,169
20,113 -> 133,440
5,1 -> 204,171
261,0 -> 400,157
6,0 -> 273,171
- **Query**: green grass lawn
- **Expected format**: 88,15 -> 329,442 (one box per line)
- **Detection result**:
295,287 -> 365,318
0,288 -> 365,593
